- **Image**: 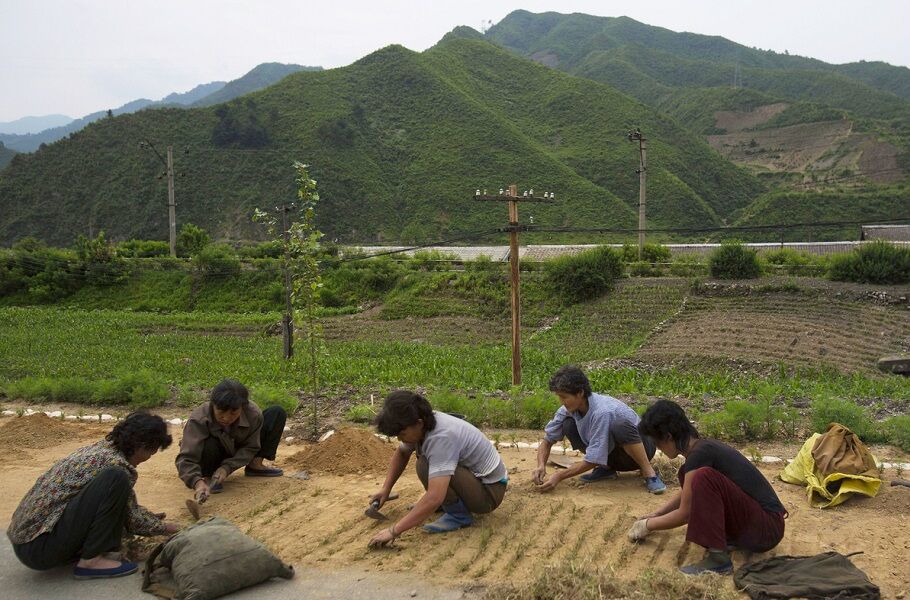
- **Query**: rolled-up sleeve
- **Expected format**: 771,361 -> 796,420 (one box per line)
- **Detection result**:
544,407 -> 570,443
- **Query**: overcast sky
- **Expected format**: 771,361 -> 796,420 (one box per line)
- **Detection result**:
2,0 -> 909,122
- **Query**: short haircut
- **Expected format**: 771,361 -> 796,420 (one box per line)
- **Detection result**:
638,399 -> 700,453
106,411 -> 172,457
210,378 -> 249,411
374,390 -> 437,437
548,365 -> 592,398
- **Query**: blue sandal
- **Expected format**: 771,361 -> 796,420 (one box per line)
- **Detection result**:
73,561 -> 138,580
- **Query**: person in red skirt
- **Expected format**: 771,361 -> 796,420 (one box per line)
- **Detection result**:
627,400 -> 787,575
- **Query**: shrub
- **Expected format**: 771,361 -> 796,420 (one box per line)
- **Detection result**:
809,397 -> 884,442
177,223 -> 211,257
884,415 -> 910,452
669,254 -> 706,277
620,243 -> 671,263
236,240 -> 283,259
117,239 -> 170,258
517,391 -> 559,429
93,370 -> 170,408
74,231 -> 128,286
709,242 -> 761,279
700,400 -> 783,442
544,246 -> 622,304
192,244 -> 240,279
828,241 -> 910,284
250,385 -> 299,414
410,250 -> 457,271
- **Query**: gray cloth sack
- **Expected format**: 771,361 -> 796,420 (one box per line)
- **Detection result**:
142,516 -> 294,600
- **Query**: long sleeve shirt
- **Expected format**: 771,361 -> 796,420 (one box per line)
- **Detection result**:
175,401 -> 263,488
7,440 -> 166,545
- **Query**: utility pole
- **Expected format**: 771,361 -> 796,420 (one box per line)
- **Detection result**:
279,202 -> 296,359
474,184 -> 557,385
140,140 -> 178,257
166,146 -> 177,258
628,129 -> 647,259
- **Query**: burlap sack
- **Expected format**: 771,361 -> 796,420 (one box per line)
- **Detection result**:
811,422 -> 878,478
142,516 -> 293,600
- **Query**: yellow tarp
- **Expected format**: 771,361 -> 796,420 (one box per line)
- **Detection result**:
780,433 -> 881,509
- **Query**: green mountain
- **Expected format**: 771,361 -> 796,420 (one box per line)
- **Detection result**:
0,64 -> 319,154
0,142 -> 16,170
486,10 -> 910,188
192,63 -> 322,107
0,38 -> 761,246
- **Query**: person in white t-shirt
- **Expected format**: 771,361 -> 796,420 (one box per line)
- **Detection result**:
368,391 -> 508,547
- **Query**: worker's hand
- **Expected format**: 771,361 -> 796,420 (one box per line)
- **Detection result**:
627,519 -> 650,542
368,527 -> 397,549
368,490 -> 390,508
163,522 -> 180,535
211,468 -> 228,486
194,480 -> 211,505
531,465 -> 547,486
536,473 -> 561,493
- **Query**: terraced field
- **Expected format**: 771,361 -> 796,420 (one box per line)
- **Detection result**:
639,293 -> 910,373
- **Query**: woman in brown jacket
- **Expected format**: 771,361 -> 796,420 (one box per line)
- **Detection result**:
175,379 -> 287,503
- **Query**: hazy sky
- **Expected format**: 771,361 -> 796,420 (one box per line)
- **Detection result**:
2,0 -> 908,122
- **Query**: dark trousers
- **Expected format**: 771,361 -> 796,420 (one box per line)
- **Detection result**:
415,455 -> 507,514
685,467 -> 785,552
199,406 -> 287,476
13,466 -> 132,570
563,417 -> 655,472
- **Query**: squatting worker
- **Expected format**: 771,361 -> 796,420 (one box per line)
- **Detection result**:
7,412 -> 178,580
627,400 -> 787,575
176,378 -> 287,503
368,390 -> 508,547
533,365 -> 666,494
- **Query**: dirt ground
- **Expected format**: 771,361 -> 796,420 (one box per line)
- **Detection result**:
0,417 -> 908,598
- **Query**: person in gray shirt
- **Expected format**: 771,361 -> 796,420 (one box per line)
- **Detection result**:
533,365 -> 666,494
368,391 -> 508,547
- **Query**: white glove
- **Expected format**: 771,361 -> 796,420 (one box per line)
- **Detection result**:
627,519 -> 650,542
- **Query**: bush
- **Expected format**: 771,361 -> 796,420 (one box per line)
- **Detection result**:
544,246 -> 623,304
250,385 -> 299,414
669,254 -> 706,277
620,243 -> 671,263
177,223 -> 211,257
117,239 -> 170,258
828,241 -> 910,284
709,242 -> 761,279
884,415 -> 910,452
74,231 -> 128,286
809,397 -> 884,442
192,244 -> 240,279
517,391 -> 559,429
699,399 -> 787,442
628,260 -> 663,277
93,370 -> 170,408
410,250 -> 457,271
236,240 -> 283,259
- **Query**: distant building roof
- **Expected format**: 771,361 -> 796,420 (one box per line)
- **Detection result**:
861,225 -> 910,241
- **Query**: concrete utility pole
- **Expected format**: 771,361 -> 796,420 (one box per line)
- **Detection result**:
166,146 -> 177,258
140,140 -> 178,257
474,184 -> 557,385
628,129 -> 647,259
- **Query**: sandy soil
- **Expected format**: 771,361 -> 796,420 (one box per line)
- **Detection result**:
0,418 -> 908,597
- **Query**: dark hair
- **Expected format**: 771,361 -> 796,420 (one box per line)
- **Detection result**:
548,365 -> 592,398
638,399 -> 700,453
106,411 -> 172,458
210,378 -> 249,410
374,390 -> 437,437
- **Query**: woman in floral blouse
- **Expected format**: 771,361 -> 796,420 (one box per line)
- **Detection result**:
7,411 -> 179,580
